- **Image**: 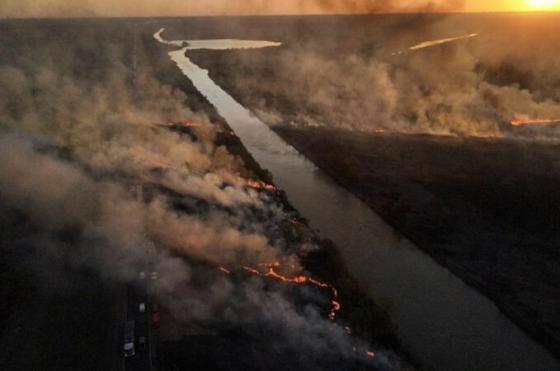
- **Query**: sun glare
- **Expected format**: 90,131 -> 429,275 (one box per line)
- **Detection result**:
527,0 -> 559,10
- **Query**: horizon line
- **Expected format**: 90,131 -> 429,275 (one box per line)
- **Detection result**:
2,10 -> 560,20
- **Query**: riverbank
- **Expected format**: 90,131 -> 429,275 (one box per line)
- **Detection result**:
153,23 -> 560,369
274,125 -> 560,361
144,30 -> 417,368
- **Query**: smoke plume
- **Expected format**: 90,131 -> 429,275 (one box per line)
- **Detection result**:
187,14 -> 560,139
0,20 -> 404,369
310,0 -> 465,13
0,0 -> 464,18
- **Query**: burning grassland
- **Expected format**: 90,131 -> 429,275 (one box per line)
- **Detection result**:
510,117 -> 560,126
186,13 -> 560,140
0,22 -> 409,370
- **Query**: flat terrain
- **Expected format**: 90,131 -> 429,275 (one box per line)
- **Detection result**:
0,18 -> 409,370
0,232 -> 122,371
275,126 -> 560,359
145,35 -> 411,368
4,13 -> 559,368
177,13 -> 560,361
0,19 -> 140,371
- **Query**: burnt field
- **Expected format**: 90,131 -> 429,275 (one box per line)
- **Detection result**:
276,126 -> 560,358
0,18 -> 412,370
2,13 -> 560,369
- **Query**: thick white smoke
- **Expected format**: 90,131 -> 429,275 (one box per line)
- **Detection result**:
190,15 -> 560,139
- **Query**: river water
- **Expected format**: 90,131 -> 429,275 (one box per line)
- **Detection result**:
154,28 -> 559,371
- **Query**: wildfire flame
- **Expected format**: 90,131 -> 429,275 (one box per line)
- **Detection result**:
510,118 -> 560,127
246,179 -> 277,193
219,266 -> 231,274
242,264 -> 340,306
220,262 -> 341,321
184,122 -> 203,128
216,262 -> 376,361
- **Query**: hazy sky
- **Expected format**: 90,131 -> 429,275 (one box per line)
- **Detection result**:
1,0 -> 559,18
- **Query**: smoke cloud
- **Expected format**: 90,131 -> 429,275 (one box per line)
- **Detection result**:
188,14 -> 560,139
0,21 -> 404,369
310,0 -> 465,13
0,0 -> 464,18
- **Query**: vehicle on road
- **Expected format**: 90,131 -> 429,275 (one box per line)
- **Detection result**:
139,271 -> 146,280
123,320 -> 135,358
139,303 -> 146,313
124,342 -> 135,358
150,271 -> 158,280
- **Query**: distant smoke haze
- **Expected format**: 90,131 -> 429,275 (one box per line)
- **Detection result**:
1,0 -> 466,18
186,14 -> 560,138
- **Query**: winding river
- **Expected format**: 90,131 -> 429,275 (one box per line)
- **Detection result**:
154,28 -> 559,371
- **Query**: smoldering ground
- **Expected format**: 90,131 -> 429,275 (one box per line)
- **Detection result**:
0,21 -> 405,369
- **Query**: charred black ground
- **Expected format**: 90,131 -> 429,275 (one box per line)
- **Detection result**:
275,126 -> 560,358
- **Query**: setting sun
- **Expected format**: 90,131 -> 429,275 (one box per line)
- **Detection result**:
527,0 -> 559,10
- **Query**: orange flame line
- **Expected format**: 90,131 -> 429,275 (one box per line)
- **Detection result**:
218,264 -> 376,360
182,122 -> 204,128
240,264 -> 341,321
246,179 -> 277,192
219,266 -> 231,274
511,118 -> 560,127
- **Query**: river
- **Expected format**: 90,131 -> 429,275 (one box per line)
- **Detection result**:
154,28 -> 560,371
